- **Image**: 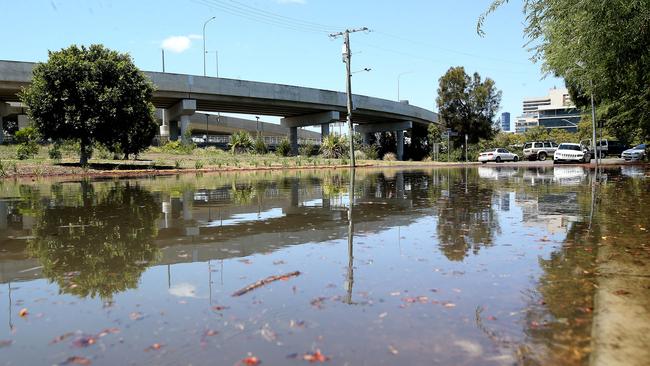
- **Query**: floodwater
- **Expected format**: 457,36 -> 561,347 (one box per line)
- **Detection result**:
0,166 -> 648,365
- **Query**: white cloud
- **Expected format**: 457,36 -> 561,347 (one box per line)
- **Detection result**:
277,0 -> 305,4
168,283 -> 198,298
161,34 -> 202,53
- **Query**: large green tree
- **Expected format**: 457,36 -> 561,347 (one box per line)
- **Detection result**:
479,0 -> 650,142
20,44 -> 157,164
436,66 -> 502,144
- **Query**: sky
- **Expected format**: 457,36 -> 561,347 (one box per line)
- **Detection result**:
1,0 -> 565,131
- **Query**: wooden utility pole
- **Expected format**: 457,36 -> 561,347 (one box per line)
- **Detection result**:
329,27 -> 368,168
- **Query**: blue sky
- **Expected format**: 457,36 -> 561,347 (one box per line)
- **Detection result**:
2,0 -> 564,131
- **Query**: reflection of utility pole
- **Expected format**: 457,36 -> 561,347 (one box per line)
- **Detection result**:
167,265 -> 171,289
208,260 -> 212,305
8,282 -> 13,331
344,168 -> 356,304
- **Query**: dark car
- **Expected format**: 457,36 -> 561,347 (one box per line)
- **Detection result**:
596,140 -> 628,158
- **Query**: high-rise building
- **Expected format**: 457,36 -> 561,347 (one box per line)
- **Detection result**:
500,112 -> 511,132
515,88 -> 581,134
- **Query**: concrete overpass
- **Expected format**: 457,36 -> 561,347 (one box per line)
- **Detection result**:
0,60 -> 439,159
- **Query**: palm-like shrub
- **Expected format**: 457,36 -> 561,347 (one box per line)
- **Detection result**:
229,131 -> 253,154
276,138 -> 292,157
320,134 -> 347,159
253,135 -> 268,154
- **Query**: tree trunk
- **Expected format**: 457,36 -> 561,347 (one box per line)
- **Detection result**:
79,141 -> 91,166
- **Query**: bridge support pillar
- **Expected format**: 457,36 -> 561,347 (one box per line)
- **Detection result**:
289,127 -> 298,156
0,116 -> 4,144
180,115 -> 191,144
169,121 -> 179,141
363,133 -> 372,145
17,114 -> 30,130
320,123 -> 330,141
396,130 -> 404,161
355,121 -> 412,161
167,99 -> 196,143
0,201 -> 7,230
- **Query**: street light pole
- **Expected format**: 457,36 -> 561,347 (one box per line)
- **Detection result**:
397,71 -> 413,101
202,16 -> 216,77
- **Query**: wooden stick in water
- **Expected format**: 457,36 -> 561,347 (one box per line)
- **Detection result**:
232,271 -> 301,297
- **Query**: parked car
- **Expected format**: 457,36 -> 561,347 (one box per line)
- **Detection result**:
553,143 -> 590,164
478,148 -> 519,164
621,144 -> 647,161
596,139 -> 628,158
523,141 -> 558,161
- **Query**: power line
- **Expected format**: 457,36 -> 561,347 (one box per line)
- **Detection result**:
192,0 -> 338,34
373,30 -> 530,66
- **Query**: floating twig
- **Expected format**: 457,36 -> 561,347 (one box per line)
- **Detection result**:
232,271 -> 301,297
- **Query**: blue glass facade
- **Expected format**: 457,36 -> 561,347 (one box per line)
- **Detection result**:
500,112 -> 511,131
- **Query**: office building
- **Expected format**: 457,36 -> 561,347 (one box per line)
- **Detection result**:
515,87 -> 581,133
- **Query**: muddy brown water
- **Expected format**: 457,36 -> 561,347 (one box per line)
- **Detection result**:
0,166 -> 648,365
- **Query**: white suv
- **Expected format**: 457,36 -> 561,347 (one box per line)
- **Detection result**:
523,141 -> 558,161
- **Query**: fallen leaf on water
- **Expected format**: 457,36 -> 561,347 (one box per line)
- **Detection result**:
72,336 -> 96,348
613,289 -> 631,296
241,355 -> 261,365
129,312 -> 144,321
145,343 -> 163,351
486,315 -> 497,321
379,312 -> 388,319
388,345 -> 399,355
443,303 -> 456,308
303,349 -> 330,363
97,328 -> 120,338
61,356 -> 92,365
50,332 -> 75,344
390,292 -> 401,296
212,305 -> 230,311
19,308 -> 28,318
0,340 -> 13,348
403,296 -> 428,304
204,329 -> 218,337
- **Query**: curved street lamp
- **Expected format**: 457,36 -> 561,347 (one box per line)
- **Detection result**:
397,71 -> 414,101
203,16 -> 216,77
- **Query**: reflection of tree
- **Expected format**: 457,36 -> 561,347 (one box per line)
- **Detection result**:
520,174 -> 650,364
28,183 -> 160,300
434,169 -> 499,261
520,220 -> 598,365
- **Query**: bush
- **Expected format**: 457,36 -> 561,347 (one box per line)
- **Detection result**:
276,138 -> 292,157
299,141 -> 316,157
359,144 -> 379,160
15,127 -> 40,160
354,150 -> 367,160
230,131 -> 254,154
320,135 -> 347,159
48,144 -> 62,160
253,135 -> 268,154
383,152 -> 397,161
195,160 -> 204,169
161,140 -> 194,154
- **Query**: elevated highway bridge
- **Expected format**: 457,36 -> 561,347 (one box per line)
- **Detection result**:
0,60 -> 439,159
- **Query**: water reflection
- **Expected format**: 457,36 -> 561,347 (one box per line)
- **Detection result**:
27,182 -> 160,299
0,166 -> 648,365
432,168 -> 500,261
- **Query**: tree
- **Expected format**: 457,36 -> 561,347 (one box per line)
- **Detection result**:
479,0 -> 650,142
436,66 -> 502,144
20,44 -> 157,164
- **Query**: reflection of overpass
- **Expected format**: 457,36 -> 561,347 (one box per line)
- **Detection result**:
0,60 -> 439,159
0,173 -> 432,284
